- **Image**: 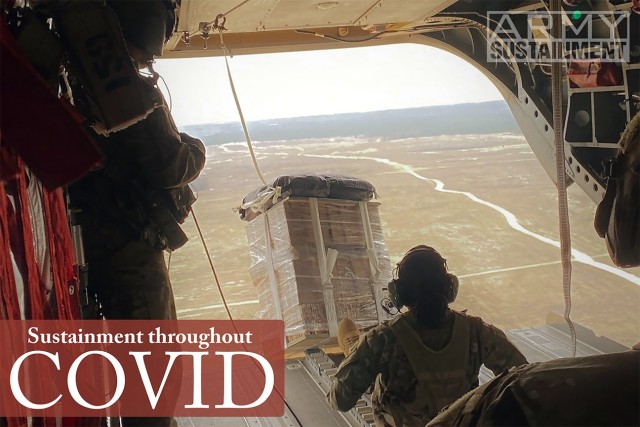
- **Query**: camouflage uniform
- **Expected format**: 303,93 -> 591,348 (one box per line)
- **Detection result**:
427,349 -> 640,427
70,84 -> 205,427
71,82 -> 205,321
329,310 -> 527,427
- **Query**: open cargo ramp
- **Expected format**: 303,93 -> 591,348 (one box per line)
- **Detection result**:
176,312 -> 630,427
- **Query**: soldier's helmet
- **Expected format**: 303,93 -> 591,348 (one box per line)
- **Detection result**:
396,245 -> 458,306
109,0 -> 178,57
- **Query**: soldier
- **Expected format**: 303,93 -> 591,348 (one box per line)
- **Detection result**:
69,2 -> 205,426
427,346 -> 640,426
328,245 -> 528,427
70,0 -> 204,322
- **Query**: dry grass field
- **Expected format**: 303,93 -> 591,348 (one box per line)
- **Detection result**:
167,133 -> 640,348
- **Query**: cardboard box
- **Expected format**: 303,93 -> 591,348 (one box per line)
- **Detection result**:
245,197 -> 392,351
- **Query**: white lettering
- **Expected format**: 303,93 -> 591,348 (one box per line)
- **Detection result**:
177,352 -> 209,409
494,14 -> 520,37
10,351 -> 62,409
215,351 -> 274,409
68,351 -> 125,409
27,327 -> 39,344
599,12 -> 628,39
130,351 -> 181,410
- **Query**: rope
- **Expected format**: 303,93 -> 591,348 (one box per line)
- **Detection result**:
218,29 -> 268,186
190,207 -> 305,426
194,0 -> 253,34
191,27 -> 304,418
550,0 -> 577,356
191,208 -> 234,321
222,0 -> 252,17
294,29 -> 391,43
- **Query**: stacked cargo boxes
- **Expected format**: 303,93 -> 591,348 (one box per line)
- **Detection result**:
245,195 -> 393,351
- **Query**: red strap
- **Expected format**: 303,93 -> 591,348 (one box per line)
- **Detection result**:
42,187 -> 81,320
0,183 -> 21,320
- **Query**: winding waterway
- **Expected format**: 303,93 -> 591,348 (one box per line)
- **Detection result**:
302,153 -> 640,286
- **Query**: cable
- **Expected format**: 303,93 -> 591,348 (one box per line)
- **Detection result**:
550,0 -> 577,357
187,0 -> 253,39
294,29 -> 391,43
157,73 -> 173,112
193,27 -> 306,424
437,12 -> 528,89
191,208 -> 233,321
218,29 -> 269,186
467,4 -> 576,353
222,0 -> 252,18
190,206 -> 305,426
436,8 -> 576,352
140,63 -> 173,111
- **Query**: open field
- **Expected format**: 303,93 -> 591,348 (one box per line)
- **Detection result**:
167,133 -> 640,348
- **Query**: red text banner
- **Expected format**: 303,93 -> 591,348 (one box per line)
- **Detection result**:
0,320 -> 284,418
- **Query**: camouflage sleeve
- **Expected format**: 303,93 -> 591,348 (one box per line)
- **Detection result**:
472,317 -> 528,375
328,327 -> 390,412
116,88 -> 206,189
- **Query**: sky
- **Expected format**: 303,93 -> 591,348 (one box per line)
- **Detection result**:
154,43 -> 505,127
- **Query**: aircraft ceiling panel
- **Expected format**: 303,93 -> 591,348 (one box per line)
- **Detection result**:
178,0 -> 282,33
178,0 -> 379,33
360,0 -> 458,26
177,0 -> 459,35
249,0 -> 382,30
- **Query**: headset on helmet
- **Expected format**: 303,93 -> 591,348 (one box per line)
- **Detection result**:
387,245 -> 459,309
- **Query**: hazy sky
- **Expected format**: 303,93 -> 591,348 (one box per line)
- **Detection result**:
154,43 -> 504,127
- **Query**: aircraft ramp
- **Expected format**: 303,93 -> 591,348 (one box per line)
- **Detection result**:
176,312 -> 629,427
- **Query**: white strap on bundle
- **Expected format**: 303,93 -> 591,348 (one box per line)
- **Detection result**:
309,198 -> 339,337
359,201 -> 380,280
359,201 -> 386,323
262,211 -> 283,320
240,186 -> 282,213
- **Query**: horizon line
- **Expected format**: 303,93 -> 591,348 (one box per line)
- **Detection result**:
179,99 -> 508,128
